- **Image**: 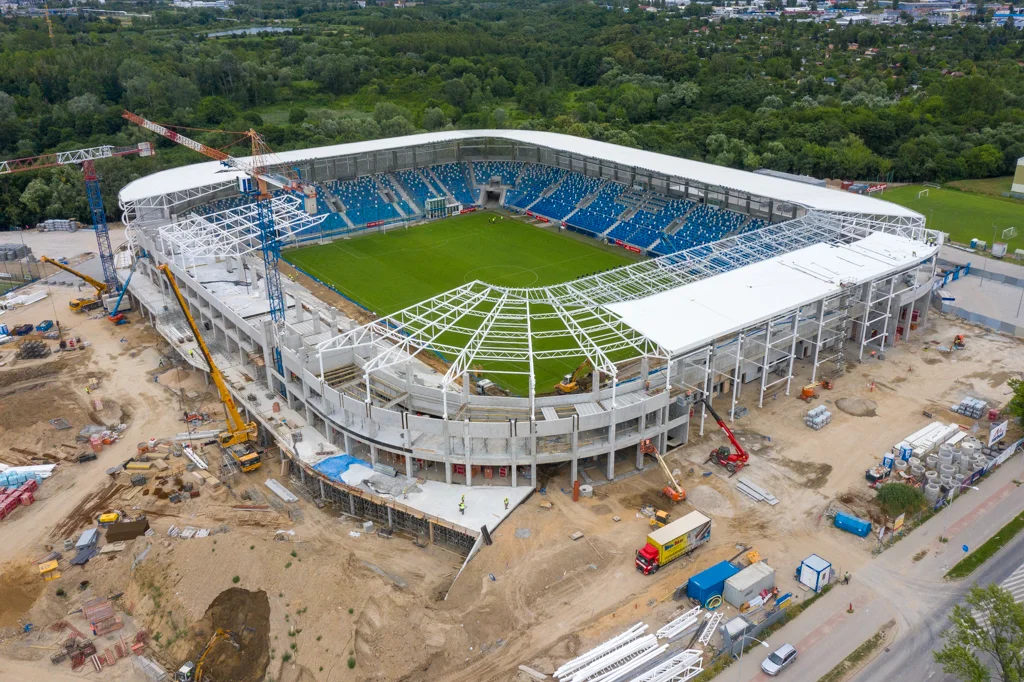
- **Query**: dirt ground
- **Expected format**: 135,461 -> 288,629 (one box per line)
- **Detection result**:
1,251 -> 1023,682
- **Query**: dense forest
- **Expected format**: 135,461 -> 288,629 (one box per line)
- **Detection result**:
0,0 -> 1022,227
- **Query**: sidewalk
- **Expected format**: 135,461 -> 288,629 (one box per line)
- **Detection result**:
713,453 -> 1024,682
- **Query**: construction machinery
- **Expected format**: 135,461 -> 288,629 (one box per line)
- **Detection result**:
40,256 -> 107,312
798,383 -> 818,402
1,143 -> 154,294
124,110 -> 319,376
555,359 -> 593,394
699,398 -> 750,475
107,259 -> 138,324
175,628 -> 239,682
649,509 -> 671,528
160,264 -> 261,471
639,438 -> 686,502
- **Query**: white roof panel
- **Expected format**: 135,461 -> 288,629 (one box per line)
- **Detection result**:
606,231 -> 935,354
119,130 -> 919,218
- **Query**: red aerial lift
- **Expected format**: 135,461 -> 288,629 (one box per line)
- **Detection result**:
699,398 -> 750,475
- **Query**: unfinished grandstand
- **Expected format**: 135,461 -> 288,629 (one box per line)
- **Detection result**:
117,130 -> 941,546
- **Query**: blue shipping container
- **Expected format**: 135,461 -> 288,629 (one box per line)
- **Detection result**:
686,561 -> 740,604
834,512 -> 871,537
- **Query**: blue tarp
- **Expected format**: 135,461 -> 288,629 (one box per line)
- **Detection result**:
313,454 -> 370,484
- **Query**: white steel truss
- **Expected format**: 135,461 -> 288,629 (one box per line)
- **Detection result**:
316,211 -> 941,404
154,195 -> 327,264
629,649 -> 704,682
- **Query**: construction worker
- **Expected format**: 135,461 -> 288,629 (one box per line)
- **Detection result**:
461,494 -> 465,504
459,501 -> 466,515
189,349 -> 195,359
504,497 -> 509,510
843,571 -> 851,585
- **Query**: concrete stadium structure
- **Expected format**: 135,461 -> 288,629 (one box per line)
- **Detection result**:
117,131 -> 941,549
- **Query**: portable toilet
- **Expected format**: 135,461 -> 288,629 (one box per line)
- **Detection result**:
686,561 -> 740,605
798,554 -> 832,592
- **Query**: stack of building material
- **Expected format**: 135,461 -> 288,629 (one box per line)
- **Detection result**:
39,219 -> 80,232
952,397 -> 988,419
627,649 -> 703,682
655,606 -> 702,640
893,421 -> 961,460
736,478 -> 777,505
555,623 -> 667,682
805,405 -> 832,430
0,243 -> 30,259
18,340 -> 50,359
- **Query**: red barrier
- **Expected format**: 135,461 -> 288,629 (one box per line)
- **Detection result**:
366,220 -> 384,228
623,244 -> 642,253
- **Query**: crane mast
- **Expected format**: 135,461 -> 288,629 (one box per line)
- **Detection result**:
0,142 -> 154,295
123,110 -> 317,375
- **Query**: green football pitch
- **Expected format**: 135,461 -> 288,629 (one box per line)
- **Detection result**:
879,185 -> 1024,254
284,211 -> 638,395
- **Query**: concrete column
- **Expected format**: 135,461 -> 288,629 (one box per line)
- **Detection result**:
319,479 -> 325,499
343,431 -> 353,455
570,457 -> 578,485
530,460 -> 536,488
591,369 -> 601,398
405,453 -> 413,478
261,319 -> 275,391
369,443 -> 378,465
606,449 -> 615,481
636,410 -> 647,469
387,506 -> 393,529
444,460 -> 453,485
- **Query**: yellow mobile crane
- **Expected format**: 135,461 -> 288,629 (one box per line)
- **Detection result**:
40,256 -> 108,312
159,264 -> 261,472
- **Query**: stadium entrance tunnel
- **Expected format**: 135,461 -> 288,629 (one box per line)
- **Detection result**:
482,189 -> 502,208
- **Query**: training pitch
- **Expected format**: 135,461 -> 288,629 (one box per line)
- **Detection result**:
880,185 -> 1024,253
284,211 -> 637,395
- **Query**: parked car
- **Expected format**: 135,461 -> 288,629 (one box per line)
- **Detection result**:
761,644 -> 797,676
35,320 -> 53,332
13,323 -> 33,336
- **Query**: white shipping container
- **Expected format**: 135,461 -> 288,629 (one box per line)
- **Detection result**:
723,562 -> 776,608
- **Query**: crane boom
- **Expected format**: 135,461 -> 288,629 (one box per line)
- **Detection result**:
159,264 -> 256,446
0,141 -> 154,294
121,110 -> 305,194
699,398 -> 750,462
40,256 -> 107,297
0,143 -> 153,176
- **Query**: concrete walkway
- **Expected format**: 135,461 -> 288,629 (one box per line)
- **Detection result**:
713,453 -> 1024,682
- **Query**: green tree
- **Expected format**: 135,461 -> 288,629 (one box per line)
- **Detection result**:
935,584 -> 1024,682
875,482 -> 926,517
1005,379 -> 1024,427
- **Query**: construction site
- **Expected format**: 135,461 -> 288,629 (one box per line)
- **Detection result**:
0,130 -> 1022,682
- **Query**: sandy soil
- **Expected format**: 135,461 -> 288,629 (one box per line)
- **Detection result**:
1,253 -> 1022,682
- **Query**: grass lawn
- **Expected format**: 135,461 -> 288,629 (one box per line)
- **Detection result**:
946,507 -> 1024,580
879,185 -> 1024,253
284,211 -> 638,395
945,176 -> 1016,198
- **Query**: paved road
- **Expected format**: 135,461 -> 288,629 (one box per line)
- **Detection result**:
716,454 -> 1024,682
853,531 -> 1024,682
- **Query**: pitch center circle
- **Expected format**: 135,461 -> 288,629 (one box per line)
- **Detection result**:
462,265 -> 539,287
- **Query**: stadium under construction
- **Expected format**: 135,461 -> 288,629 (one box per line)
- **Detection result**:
116,130 -> 941,551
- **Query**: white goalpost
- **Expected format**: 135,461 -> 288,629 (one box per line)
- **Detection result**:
1003,226 -> 1017,240
917,189 -> 929,199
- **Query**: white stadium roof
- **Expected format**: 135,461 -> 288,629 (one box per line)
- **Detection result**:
119,129 -> 920,219
606,230 -> 928,354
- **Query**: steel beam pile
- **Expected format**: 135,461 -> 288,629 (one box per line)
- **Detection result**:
555,623 -> 669,682
628,650 -> 704,682
655,607 -> 702,640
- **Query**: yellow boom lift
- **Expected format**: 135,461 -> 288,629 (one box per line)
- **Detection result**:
40,256 -> 107,312
555,358 -> 593,394
639,438 -> 686,502
159,264 -> 261,471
